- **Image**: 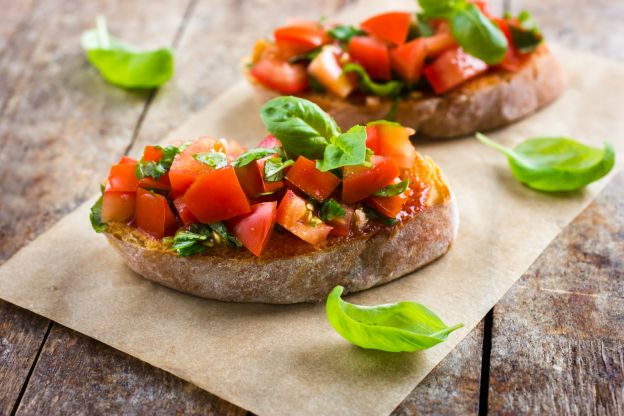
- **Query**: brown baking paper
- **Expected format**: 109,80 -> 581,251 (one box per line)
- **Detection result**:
1,1 -> 623,414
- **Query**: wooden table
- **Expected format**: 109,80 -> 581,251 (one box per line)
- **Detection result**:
0,0 -> 622,414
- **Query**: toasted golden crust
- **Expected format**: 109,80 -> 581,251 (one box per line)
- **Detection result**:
252,45 -> 566,139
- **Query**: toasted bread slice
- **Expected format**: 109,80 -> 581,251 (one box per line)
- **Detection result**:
252,45 -> 565,139
104,154 -> 458,304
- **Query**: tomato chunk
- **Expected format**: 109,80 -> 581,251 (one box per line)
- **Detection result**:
141,145 -> 163,162
390,38 -> 426,83
348,36 -> 391,80
101,191 -> 136,223
183,167 -> 251,224
286,156 -> 341,202
308,45 -> 356,98
169,137 -> 218,197
327,205 -> 354,237
274,23 -> 329,54
276,190 -> 332,245
105,159 -> 139,193
360,12 -> 411,45
494,18 -> 529,72
235,156 -> 284,198
173,197 -> 197,226
423,47 -> 488,94
367,179 -> 409,218
134,188 -> 177,239
258,135 -> 281,149
424,33 -> 457,57
250,59 -> 309,94
138,175 -> 171,194
227,202 -> 277,256
366,122 -> 417,169
342,156 -> 400,203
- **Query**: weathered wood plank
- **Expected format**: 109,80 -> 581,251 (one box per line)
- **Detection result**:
487,172 -> 624,414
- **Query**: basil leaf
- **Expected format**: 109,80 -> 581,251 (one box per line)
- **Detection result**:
509,11 -> 543,53
89,186 -> 107,233
232,148 -> 279,168
326,286 -> 463,352
81,17 -> 174,89
450,3 -> 508,64
170,223 -> 241,256
343,63 -> 404,97
417,0 -> 456,16
319,199 -> 345,221
364,207 -> 399,225
373,179 -> 409,197
416,14 -> 435,37
194,151 -> 227,169
260,96 -> 340,160
328,25 -> 366,43
317,125 -> 367,172
209,222 -> 243,248
135,145 -> 180,180
476,133 -> 616,192
264,157 -> 295,182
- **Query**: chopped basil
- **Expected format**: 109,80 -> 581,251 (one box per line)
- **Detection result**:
89,185 -> 107,233
342,63 -> 404,97
317,125 -> 368,172
232,147 -> 279,168
364,207 -> 399,226
319,199 -> 346,221
509,11 -> 543,53
328,25 -> 366,43
170,223 -> 242,257
264,157 -> 294,182
135,145 -> 180,180
194,151 -> 227,169
373,179 -> 409,197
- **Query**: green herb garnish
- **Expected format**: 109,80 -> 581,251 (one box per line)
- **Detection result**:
319,199 -> 346,221
232,148 -> 279,168
170,223 -> 242,256
373,179 -> 409,197
364,207 -> 399,226
342,63 -> 404,97
264,157 -> 295,182
89,185 -> 107,233
194,151 -> 227,169
328,25 -> 366,43
316,125 -> 368,172
509,11 -> 543,53
135,145 -> 180,180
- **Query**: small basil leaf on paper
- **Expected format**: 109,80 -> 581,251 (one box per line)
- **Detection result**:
328,25 -> 366,43
232,148 -> 279,168
343,63 -> 404,97
81,16 -> 174,89
264,157 -> 295,182
326,286 -> 463,352
319,199 -> 346,221
260,96 -> 340,160
450,3 -> 508,64
317,125 -> 367,172
89,186 -> 107,233
476,133 -> 616,192
194,151 -> 228,169
373,179 -> 409,197
135,145 -> 180,180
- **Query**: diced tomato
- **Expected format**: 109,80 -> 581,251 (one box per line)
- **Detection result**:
276,190 -> 332,245
227,202 -> 277,256
367,179 -> 409,218
494,18 -> 528,72
168,137 -> 218,197
101,191 -> 136,223
423,47 -> 488,94
258,135 -> 282,149
360,12 -> 411,45
134,188 -> 177,239
348,36 -> 391,80
173,197 -> 197,226
424,33 -> 457,57
366,122 -> 417,169
138,175 -> 171,194
342,156 -> 400,203
328,205 -> 354,237
105,159 -> 139,193
250,59 -> 309,94
235,156 -> 284,198
118,156 -> 137,164
141,145 -> 163,162
308,45 -> 356,98
390,38 -> 426,83
183,166 -> 251,224
286,156 -> 341,202
274,23 -> 329,55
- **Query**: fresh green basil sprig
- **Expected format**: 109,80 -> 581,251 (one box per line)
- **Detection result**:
260,96 -> 368,172
342,63 -> 404,98
326,286 -> 463,352
81,16 -> 174,89
194,151 -> 228,169
232,148 -> 280,168
135,145 -> 180,180
90,185 -> 107,233
418,0 -> 507,64
374,179 -> 409,197
328,25 -> 366,43
476,133 -> 616,192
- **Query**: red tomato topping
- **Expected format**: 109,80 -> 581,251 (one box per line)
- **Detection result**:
328,205 -> 354,237
134,188 -> 178,239
276,190 -> 332,245
494,18 -> 528,72
183,166 -> 251,224
342,156 -> 400,203
227,202 -> 277,256
366,123 -> 417,169
141,145 -> 163,162
348,36 -> 391,80
360,12 -> 411,45
274,23 -> 329,54
424,33 -> 457,57
169,137 -> 218,197
250,59 -> 309,94
390,38 -> 427,83
367,179 -> 410,218
138,176 -> 171,194
105,159 -> 139,193
308,46 -> 356,98
423,47 -> 488,94
101,191 -> 136,223
258,135 -> 281,149
173,197 -> 197,226
118,156 -> 137,165
286,156 -> 341,202
235,156 -> 284,198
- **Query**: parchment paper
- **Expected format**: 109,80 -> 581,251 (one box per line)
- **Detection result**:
0,1 -> 623,414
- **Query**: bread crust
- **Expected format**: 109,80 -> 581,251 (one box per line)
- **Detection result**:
253,45 -> 566,139
105,195 -> 457,304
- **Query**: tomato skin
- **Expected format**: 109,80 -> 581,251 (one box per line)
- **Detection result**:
286,156 -> 341,202
138,175 -> 171,194
390,38 -> 427,83
367,178 -> 410,218
366,123 -> 416,170
183,166 -> 251,224
118,156 -> 136,165
173,197 -> 197,226
274,23 -> 329,54
276,190 -> 332,245
250,59 -> 309,94
258,135 -> 281,149
360,12 -> 411,45
308,46 -> 356,98
227,202 -> 277,256
328,205 -> 354,237
141,145 -> 163,162
423,47 -> 488,94
168,138 -> 218,197
101,191 -> 136,223
342,156 -> 400,203
424,33 -> 457,57
105,159 -> 139,193
348,36 -> 391,80
134,188 -> 177,239
235,156 -> 284,198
